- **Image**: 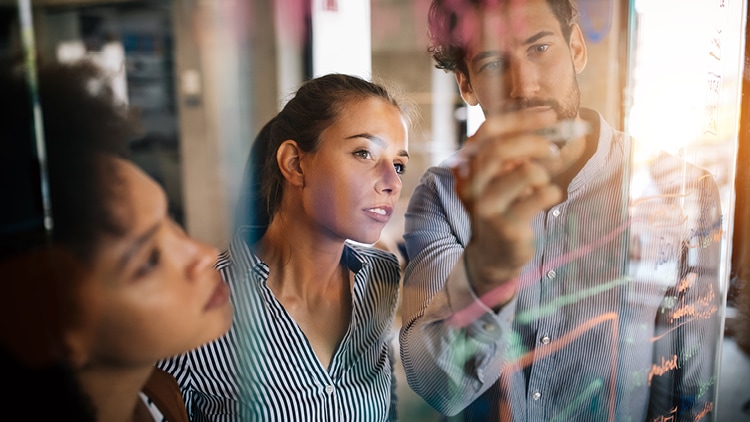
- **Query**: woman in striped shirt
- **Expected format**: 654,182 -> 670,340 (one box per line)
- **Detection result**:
159,74 -> 413,421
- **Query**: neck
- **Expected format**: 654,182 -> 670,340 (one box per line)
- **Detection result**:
78,364 -> 154,422
553,112 -> 598,194
255,210 -> 354,369
257,211 -> 348,299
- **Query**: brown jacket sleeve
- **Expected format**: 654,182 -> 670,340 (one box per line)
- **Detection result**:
142,367 -> 189,422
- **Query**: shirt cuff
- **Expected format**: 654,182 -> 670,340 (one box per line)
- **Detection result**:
445,252 -> 515,343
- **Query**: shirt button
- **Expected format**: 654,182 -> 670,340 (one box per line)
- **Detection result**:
325,385 -> 334,395
551,209 -> 561,217
541,335 -> 551,345
532,391 -> 541,400
483,322 -> 496,332
546,270 -> 556,279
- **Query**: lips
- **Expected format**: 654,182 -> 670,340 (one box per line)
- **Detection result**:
502,101 -> 557,115
204,276 -> 230,311
364,206 -> 392,223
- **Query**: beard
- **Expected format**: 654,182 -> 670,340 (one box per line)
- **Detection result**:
502,74 -> 581,120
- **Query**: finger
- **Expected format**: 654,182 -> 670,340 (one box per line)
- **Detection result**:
508,184 -> 563,219
450,111 -> 557,183
452,133 -> 554,205
472,109 -> 557,143
471,133 -> 554,176
462,161 -> 553,215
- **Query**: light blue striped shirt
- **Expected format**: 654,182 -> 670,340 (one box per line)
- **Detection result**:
159,229 -> 402,421
399,109 -> 723,421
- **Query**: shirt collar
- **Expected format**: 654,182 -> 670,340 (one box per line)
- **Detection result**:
341,241 -> 367,273
569,108 -> 624,191
227,227 -> 368,282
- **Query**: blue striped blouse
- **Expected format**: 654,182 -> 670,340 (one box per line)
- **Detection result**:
159,231 -> 402,421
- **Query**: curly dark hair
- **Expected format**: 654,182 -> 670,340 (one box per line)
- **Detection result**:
427,0 -> 579,76
0,60 -> 134,261
0,60 -> 138,421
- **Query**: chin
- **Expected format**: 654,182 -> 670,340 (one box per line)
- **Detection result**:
352,233 -> 382,246
218,302 -> 234,329
204,302 -> 234,343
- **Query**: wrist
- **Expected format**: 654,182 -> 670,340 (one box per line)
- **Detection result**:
464,245 -> 519,309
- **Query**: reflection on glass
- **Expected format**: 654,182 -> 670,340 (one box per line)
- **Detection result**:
397,0 -> 742,421
623,0 -> 742,420
1,0 -> 52,254
32,1 -> 184,225
4,0 -> 744,420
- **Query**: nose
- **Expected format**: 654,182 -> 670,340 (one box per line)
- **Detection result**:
507,58 -> 539,99
375,161 -> 402,196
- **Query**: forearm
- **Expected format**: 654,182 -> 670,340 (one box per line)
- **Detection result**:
464,243 -> 521,311
400,166 -> 518,414
400,255 -> 514,416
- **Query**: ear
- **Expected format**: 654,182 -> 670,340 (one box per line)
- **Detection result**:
63,328 -> 92,368
456,71 -> 480,106
276,140 -> 305,188
569,23 -> 588,74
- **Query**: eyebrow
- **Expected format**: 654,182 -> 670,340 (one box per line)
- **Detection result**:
524,30 -> 555,46
346,133 -> 410,158
470,30 -> 556,66
118,221 -> 160,270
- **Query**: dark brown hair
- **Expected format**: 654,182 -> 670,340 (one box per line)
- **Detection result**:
0,61 -> 133,261
236,73 -> 413,243
0,60 -> 135,421
427,0 -> 579,76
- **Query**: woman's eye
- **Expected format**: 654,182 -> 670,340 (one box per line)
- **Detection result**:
394,163 -> 406,175
354,150 -> 372,160
135,249 -> 161,278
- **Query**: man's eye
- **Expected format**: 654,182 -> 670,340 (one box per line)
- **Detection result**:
394,163 -> 406,175
480,60 -> 505,73
531,44 -> 549,54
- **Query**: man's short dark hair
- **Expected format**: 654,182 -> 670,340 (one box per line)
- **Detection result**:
427,0 -> 579,76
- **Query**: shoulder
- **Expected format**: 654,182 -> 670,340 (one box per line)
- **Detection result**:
345,243 -> 401,286
217,235 -> 267,284
649,150 -> 711,176
417,159 -> 456,189
408,158 -> 463,213
347,242 -> 400,270
648,150 -> 718,194
142,368 -> 189,422
581,107 -> 627,156
216,249 -> 231,270
345,244 -> 401,308
159,328 -> 239,372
